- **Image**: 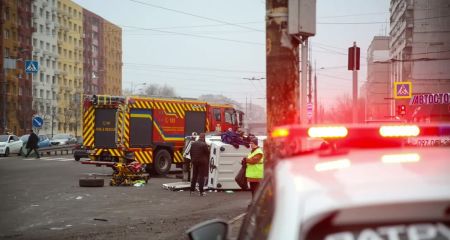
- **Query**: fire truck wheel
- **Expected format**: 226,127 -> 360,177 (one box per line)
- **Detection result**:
79,178 -> 104,187
153,149 -> 172,175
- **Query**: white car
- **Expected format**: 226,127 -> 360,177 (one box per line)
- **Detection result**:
0,134 -> 24,157
187,124 -> 450,240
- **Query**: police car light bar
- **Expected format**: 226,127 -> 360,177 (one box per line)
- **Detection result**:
271,124 -> 450,140
308,126 -> 348,138
271,128 -> 290,138
379,125 -> 420,137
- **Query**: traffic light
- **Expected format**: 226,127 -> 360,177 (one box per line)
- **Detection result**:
348,46 -> 360,70
397,105 -> 406,116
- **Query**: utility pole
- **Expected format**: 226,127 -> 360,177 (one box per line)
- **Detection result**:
266,0 -> 300,161
300,40 -> 308,125
308,47 -> 312,124
314,61 -> 318,124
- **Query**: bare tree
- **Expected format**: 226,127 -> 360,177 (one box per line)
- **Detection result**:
322,94 -> 365,123
142,84 -> 177,97
198,94 -> 242,109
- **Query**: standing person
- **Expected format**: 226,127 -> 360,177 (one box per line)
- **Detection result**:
25,129 -> 40,158
245,138 -> 264,199
189,133 -> 210,196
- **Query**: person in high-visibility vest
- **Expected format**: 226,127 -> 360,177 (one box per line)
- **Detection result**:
245,137 -> 264,198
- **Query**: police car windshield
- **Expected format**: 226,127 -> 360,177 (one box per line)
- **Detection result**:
53,134 -> 70,139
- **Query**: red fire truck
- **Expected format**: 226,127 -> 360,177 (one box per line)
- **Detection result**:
82,95 -> 243,175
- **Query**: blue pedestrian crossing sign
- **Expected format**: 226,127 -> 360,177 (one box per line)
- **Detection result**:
32,116 -> 44,128
25,60 -> 39,73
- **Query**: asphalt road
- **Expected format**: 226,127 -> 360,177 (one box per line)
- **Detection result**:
0,154 -> 250,240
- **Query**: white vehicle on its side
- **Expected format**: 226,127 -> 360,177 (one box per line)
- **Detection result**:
0,134 -> 24,157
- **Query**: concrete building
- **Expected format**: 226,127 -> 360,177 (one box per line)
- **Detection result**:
56,0 -> 83,136
102,20 -> 122,95
1,0 -> 33,136
365,36 -> 391,121
82,9 -> 104,95
389,0 -> 450,121
31,0 -> 59,137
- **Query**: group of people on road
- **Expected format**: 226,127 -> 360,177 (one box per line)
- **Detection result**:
188,132 -> 264,199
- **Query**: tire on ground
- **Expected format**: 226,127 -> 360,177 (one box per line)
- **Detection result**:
79,178 -> 104,187
152,149 -> 172,175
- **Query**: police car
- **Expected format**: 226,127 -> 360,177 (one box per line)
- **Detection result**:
186,124 -> 450,240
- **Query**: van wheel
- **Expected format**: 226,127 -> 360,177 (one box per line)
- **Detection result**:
4,148 -> 9,157
153,149 -> 172,175
18,147 -> 22,156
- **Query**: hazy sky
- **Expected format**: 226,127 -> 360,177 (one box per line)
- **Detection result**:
73,0 -> 390,108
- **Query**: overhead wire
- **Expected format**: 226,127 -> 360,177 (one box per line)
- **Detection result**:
128,0 -> 263,32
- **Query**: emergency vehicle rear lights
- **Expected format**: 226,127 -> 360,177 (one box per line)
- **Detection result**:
381,153 -> 420,163
379,125 -> 420,137
308,126 -> 348,138
271,128 -> 290,138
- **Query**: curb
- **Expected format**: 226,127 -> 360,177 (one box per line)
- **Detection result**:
228,213 -> 246,224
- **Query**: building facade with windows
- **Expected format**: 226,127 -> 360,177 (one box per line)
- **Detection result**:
389,0 -> 450,121
56,0 -> 83,136
103,20 -> 122,96
1,0 -> 121,136
1,0 -> 33,136
365,36 -> 391,121
82,9 -> 104,95
31,0 -> 59,137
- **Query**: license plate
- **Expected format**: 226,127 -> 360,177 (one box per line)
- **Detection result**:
409,137 -> 450,147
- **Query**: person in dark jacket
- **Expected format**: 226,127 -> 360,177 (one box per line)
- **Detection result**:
189,133 -> 210,196
25,129 -> 40,158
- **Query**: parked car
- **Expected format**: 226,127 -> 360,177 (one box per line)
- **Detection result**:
20,134 -> 51,148
50,134 -> 76,145
73,136 -> 88,161
0,134 -> 24,157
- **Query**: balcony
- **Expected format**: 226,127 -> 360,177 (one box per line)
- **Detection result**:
43,50 -> 51,56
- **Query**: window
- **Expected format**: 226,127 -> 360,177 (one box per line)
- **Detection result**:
40,89 -> 44,98
225,109 -> 236,125
239,175 -> 275,240
4,48 -> 9,57
3,30 -> 9,39
213,109 -> 221,121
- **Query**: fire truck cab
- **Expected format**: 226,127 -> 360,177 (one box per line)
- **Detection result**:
82,95 -> 243,175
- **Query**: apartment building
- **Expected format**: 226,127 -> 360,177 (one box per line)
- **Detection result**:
31,0 -> 59,136
389,0 -> 450,121
103,20 -> 122,96
1,0 -> 121,136
56,0 -> 83,136
82,9 -> 104,95
365,36 -> 391,121
1,0 -> 33,136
